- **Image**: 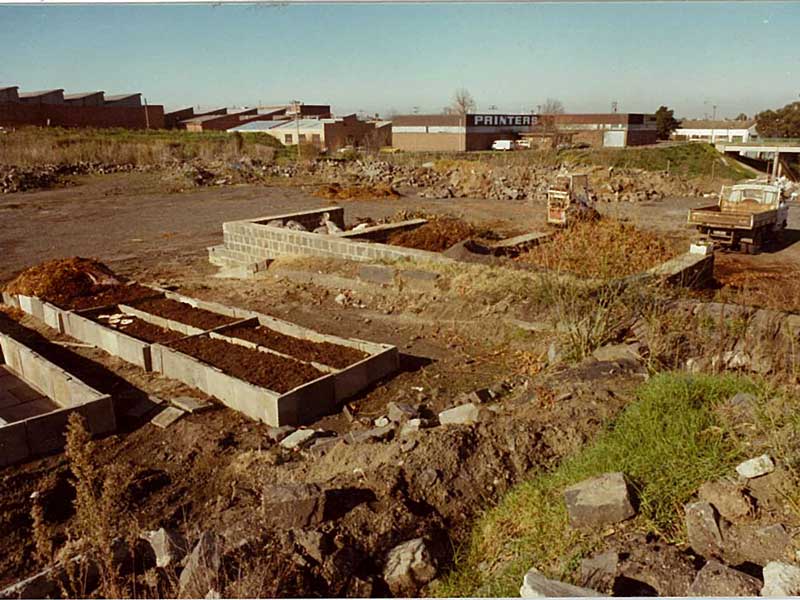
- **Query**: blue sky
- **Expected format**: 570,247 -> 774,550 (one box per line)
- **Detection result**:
1,2 -> 798,118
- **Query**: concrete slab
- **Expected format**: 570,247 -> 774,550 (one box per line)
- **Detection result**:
171,396 -> 211,414
151,406 -> 185,429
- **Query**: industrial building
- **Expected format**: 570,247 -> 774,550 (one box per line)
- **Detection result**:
672,119 -> 758,143
0,85 -> 163,129
168,102 -> 332,132
391,112 -> 658,151
228,113 -> 379,151
392,113 -> 537,152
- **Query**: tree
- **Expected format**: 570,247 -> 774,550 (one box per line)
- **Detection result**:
755,102 -> 800,138
540,98 -> 565,115
735,113 -> 749,121
449,88 -> 476,116
655,106 -> 680,140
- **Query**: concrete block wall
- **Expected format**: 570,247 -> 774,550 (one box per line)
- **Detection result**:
219,219 -> 454,266
0,333 -> 115,467
63,310 -> 153,371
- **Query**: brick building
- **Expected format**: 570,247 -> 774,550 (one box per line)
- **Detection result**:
229,114 -> 377,151
391,113 -> 537,151
542,113 -> 659,147
0,85 -> 163,129
64,92 -> 105,107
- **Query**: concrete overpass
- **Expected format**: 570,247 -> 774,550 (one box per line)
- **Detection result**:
716,140 -> 800,180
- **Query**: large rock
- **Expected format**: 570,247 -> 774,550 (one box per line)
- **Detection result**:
697,480 -> 753,521
383,538 -> 437,595
688,560 -> 761,596
178,532 -> 224,598
762,561 -> 800,596
438,403 -> 481,426
142,527 -> 188,568
724,523 -> 794,566
520,568 -> 603,597
684,501 -> 723,558
262,483 -> 328,528
736,455 -> 775,479
579,551 -> 618,591
563,472 -> 635,529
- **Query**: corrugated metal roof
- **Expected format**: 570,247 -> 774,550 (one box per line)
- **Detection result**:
19,89 -> 64,98
0,86 -> 19,92
64,91 -> 104,100
269,119 -> 329,130
227,120 -> 289,132
105,93 -> 141,101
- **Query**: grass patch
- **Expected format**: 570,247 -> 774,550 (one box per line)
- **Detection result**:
561,143 -> 752,180
437,372 -> 760,597
0,126 -> 288,167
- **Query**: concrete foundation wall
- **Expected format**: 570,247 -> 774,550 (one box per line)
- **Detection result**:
0,333 -> 115,467
3,293 -> 67,333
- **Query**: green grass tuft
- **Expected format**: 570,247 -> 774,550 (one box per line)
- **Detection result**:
436,372 -> 760,598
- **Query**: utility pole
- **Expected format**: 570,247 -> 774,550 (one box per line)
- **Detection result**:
710,104 -> 717,144
293,99 -> 301,161
611,100 -> 618,113
144,97 -> 150,129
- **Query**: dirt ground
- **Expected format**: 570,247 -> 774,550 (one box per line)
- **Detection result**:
1,172 -> 800,596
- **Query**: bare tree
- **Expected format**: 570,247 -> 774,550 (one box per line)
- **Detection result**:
541,98 -> 565,114
450,88 -> 477,116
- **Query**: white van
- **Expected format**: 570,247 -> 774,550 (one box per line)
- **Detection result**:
491,139 -> 514,151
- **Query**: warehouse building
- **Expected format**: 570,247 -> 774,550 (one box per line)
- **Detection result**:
18,89 -> 65,105
542,113 -> 659,147
672,119 -> 758,143
228,114 -> 376,151
0,87 -> 19,103
392,113 -> 537,151
64,91 -> 105,107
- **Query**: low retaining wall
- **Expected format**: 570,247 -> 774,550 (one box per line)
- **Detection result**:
0,334 -> 115,467
2,292 -> 67,333
63,309 -> 154,371
209,207 -> 454,274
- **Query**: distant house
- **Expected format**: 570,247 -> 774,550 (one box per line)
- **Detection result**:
672,119 -> 758,143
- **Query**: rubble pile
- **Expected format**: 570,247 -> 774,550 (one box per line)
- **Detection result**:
0,162 -> 147,194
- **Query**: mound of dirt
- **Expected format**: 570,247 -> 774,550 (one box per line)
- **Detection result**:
4,257 -> 124,307
313,182 -> 401,201
516,218 -> 680,279
388,217 -> 476,252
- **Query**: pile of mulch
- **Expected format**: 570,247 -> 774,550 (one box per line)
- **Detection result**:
313,182 -> 401,201
4,257 -> 123,307
388,217 -> 476,252
170,335 -> 323,393
129,297 -> 238,330
515,218 -> 679,279
223,323 -> 367,369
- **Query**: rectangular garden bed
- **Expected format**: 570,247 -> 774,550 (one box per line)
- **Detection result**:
2,284 -> 399,426
0,333 -> 115,467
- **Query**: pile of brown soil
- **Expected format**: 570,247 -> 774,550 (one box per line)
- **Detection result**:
93,308 -> 186,344
313,182 -> 401,201
4,257 -> 123,307
170,335 -> 323,393
130,297 -> 238,330
516,218 -> 679,279
223,323 -> 368,369
388,217 -> 476,252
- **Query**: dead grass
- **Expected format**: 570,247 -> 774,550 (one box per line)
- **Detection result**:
516,218 -> 680,280
0,127 -> 282,168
